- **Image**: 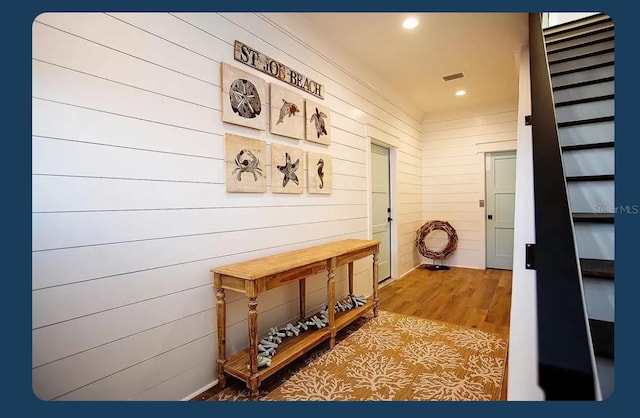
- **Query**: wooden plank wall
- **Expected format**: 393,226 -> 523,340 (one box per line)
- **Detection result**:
32,12 -> 423,400
421,105 -> 518,269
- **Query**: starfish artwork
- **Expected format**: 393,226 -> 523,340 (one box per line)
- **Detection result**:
276,152 -> 300,187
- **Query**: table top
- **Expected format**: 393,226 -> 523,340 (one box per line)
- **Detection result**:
211,239 -> 380,280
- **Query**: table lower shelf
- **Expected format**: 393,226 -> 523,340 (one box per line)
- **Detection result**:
222,298 -> 375,383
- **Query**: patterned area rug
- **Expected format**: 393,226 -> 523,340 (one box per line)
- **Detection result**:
206,310 -> 507,401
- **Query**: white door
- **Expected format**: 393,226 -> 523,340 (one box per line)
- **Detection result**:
371,143 -> 391,281
486,151 -> 517,270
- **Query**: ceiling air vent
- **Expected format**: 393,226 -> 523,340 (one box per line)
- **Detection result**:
442,72 -> 464,81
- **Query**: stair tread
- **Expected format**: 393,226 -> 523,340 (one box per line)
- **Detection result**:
553,76 -> 614,91
572,213 -> 614,223
547,36 -> 615,56
546,26 -> 614,47
566,174 -> 614,182
550,61 -> 614,77
558,116 -> 614,128
548,47 -> 614,65
562,141 -> 615,151
588,318 -> 614,359
555,94 -> 614,108
580,258 -> 614,280
543,13 -> 611,35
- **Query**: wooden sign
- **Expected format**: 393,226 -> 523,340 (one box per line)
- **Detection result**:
234,40 -> 324,99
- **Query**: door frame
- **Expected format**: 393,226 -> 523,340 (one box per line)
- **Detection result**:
366,125 -> 398,283
483,150 -> 517,270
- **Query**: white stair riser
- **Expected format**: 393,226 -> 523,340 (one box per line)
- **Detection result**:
553,80 -> 614,103
568,181 -> 614,213
547,39 -> 614,62
550,51 -> 614,73
552,65 -> 614,88
559,120 -> 614,146
556,99 -> 614,124
582,278 -> 614,322
574,223 -> 614,260
595,358 -> 614,400
544,20 -> 613,43
546,29 -> 614,52
563,148 -> 614,177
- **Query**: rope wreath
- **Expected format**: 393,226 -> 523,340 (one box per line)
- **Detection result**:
415,220 -> 458,260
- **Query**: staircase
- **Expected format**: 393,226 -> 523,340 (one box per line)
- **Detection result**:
544,13 -> 614,399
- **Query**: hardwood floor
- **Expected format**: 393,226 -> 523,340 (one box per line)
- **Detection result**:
378,265 -> 512,400
192,265 -> 513,401
378,266 -> 512,337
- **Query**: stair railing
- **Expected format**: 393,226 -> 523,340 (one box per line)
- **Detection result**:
528,12 -> 599,400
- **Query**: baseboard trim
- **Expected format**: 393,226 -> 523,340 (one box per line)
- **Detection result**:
183,379 -> 218,401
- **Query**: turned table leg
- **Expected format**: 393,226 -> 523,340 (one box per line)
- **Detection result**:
299,278 -> 306,320
373,253 -> 379,317
327,258 -> 336,348
348,262 -> 354,296
214,273 -> 227,388
247,296 -> 260,399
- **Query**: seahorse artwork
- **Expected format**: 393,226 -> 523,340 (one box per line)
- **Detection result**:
317,159 -> 325,189
307,152 -> 331,194
309,107 -> 328,138
277,99 -> 300,125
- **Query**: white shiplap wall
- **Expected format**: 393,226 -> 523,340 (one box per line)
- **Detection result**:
32,12 -> 423,400
421,104 -> 518,269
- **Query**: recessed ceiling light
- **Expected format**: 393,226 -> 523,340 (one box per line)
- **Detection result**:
456,90 -> 467,96
403,17 -> 419,29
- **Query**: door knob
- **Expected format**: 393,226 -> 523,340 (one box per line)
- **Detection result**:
387,216 -> 393,222
488,215 -> 493,220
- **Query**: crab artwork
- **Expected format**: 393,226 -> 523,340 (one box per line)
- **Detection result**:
233,149 -> 263,181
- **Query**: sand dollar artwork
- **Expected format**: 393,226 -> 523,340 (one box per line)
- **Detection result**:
221,62 -> 267,130
229,78 -> 262,119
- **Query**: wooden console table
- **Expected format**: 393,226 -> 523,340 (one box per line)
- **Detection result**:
211,238 -> 380,399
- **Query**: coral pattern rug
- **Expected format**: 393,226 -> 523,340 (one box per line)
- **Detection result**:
207,311 -> 507,401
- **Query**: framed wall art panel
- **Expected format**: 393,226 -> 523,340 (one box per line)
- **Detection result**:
221,62 -> 267,130
307,152 -> 332,194
271,143 -> 304,194
225,133 -> 267,193
305,100 -> 331,146
269,84 -> 305,140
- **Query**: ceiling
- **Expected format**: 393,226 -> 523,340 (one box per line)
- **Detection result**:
298,13 -> 529,118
